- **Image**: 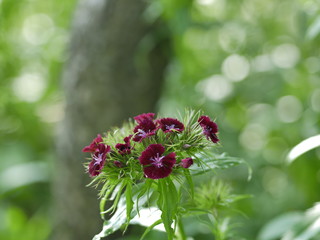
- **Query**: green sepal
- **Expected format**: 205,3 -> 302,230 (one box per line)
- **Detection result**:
101,180 -> 127,215
99,180 -> 120,220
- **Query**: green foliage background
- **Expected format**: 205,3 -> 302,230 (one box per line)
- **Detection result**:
1,0 -> 320,239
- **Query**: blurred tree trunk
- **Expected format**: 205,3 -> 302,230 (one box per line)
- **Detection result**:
51,0 -> 169,239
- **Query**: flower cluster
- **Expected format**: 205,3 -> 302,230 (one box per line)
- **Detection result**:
82,112 -> 219,180
81,110 -> 236,240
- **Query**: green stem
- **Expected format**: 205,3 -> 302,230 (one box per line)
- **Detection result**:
177,218 -> 187,240
210,212 -> 224,240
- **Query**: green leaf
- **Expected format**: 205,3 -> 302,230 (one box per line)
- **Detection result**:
93,197 -> 128,240
101,180 -> 127,215
157,178 -> 180,240
183,169 -> 194,199
192,152 -> 251,180
286,135 -> 320,164
94,184 -> 151,239
192,153 -> 242,171
283,203 -> 320,240
258,212 -> 304,240
99,181 -> 120,219
306,16 -> 320,40
136,179 -> 153,216
124,182 -> 134,230
140,219 -> 163,240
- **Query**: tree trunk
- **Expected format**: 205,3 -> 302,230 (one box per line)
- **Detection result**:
51,0 -> 169,239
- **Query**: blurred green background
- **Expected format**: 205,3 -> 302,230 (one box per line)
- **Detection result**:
1,0 -> 320,239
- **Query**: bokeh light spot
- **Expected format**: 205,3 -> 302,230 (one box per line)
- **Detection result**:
247,103 -> 275,128
239,123 -> 267,151
12,73 -> 47,102
36,102 -> 65,123
276,95 -> 303,123
196,75 -> 233,101
222,54 -> 250,82
22,14 -> 55,45
196,0 -> 216,5
262,167 -> 288,197
252,55 -> 273,72
219,23 -> 246,52
271,43 -> 300,69
311,89 -> 320,112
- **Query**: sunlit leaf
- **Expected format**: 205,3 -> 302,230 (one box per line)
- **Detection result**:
94,187 -> 150,240
287,135 -> 320,164
306,16 -> 320,40
257,212 -> 303,240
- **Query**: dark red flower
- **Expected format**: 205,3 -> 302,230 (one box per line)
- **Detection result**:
157,118 -> 184,133
180,158 -> 193,168
198,116 -> 219,143
115,135 -> 133,155
139,144 -> 176,179
82,134 -> 103,153
134,113 -> 155,124
88,144 -> 111,177
133,120 -> 157,142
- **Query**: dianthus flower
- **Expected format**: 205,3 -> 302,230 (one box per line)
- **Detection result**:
134,113 -> 155,124
133,120 -> 157,142
82,134 -> 103,153
157,118 -> 184,133
180,157 -> 193,168
139,144 -> 176,179
115,135 -> 133,155
198,115 -> 219,143
88,143 -> 111,177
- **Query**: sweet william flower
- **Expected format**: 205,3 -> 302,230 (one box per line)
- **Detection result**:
82,134 -> 103,152
88,143 -> 111,177
133,120 -> 157,142
181,158 -> 193,168
198,115 -> 219,143
134,113 -> 155,124
115,135 -> 133,155
157,118 -> 184,133
139,144 -> 176,179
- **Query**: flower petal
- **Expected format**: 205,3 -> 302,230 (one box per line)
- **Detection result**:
87,144 -> 110,177
133,120 -> 157,142
82,134 -> 104,152
96,143 -> 111,154
139,144 -> 165,165
181,158 -> 193,168
208,133 -> 219,143
134,113 -> 155,124
82,145 -> 94,153
198,116 -> 218,133
115,135 -> 132,155
157,118 -> 184,133
143,165 -> 173,179
162,152 -> 176,168
198,115 -> 219,143
88,161 -> 103,176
